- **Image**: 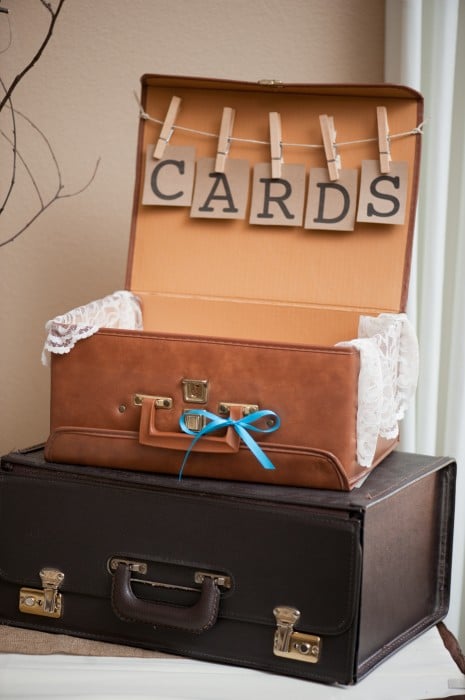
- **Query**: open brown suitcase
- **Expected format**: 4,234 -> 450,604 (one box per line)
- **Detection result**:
0,446 -> 455,686
42,76 -> 423,490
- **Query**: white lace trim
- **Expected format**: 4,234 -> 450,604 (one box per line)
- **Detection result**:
337,313 -> 419,468
42,295 -> 418,470
41,291 -> 143,366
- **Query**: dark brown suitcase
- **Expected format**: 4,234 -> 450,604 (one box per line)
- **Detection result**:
0,446 -> 455,685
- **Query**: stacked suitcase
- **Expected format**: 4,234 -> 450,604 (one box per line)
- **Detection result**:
0,75 -> 456,686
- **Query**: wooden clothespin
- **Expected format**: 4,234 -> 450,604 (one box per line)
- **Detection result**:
269,112 -> 283,179
377,106 -> 391,173
214,107 -> 236,173
153,95 -> 182,160
319,114 -> 341,181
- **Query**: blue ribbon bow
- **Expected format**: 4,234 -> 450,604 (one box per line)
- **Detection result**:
178,408 -> 280,479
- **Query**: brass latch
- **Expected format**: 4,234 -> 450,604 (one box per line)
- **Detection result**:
183,411 -> 208,432
182,379 -> 209,404
19,568 -> 65,618
273,606 -> 321,664
218,402 -> 259,417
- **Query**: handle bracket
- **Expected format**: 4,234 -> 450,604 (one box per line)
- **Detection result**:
194,571 -> 232,589
108,557 -> 148,575
134,394 -> 173,409
218,402 -> 259,417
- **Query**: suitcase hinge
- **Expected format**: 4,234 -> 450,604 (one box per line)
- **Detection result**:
258,79 -> 284,87
19,568 -> 65,619
273,606 -> 321,664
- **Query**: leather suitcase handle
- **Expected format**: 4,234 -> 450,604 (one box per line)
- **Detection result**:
111,562 -> 221,633
138,397 -> 241,453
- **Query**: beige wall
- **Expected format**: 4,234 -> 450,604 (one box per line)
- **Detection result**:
0,0 -> 384,455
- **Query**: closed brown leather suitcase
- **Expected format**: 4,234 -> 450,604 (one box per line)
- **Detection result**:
42,76 -> 423,489
0,446 -> 455,685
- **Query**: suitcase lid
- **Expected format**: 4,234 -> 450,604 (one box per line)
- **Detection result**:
126,75 -> 423,344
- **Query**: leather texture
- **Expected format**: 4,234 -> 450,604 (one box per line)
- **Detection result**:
0,447 -> 456,686
45,328 -> 397,490
111,563 -> 220,633
44,75 -> 423,491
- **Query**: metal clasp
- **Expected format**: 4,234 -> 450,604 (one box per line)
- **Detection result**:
182,379 -> 209,404
183,411 -> 208,432
19,568 -> 65,619
273,606 -> 321,664
218,402 -> 259,417
134,394 -> 173,409
194,571 -> 232,589
107,558 -> 148,575
258,79 -> 284,87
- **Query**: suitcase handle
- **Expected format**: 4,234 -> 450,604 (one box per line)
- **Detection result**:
111,562 -> 221,633
138,397 -> 241,453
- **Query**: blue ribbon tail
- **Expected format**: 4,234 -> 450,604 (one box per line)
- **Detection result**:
234,423 -> 276,471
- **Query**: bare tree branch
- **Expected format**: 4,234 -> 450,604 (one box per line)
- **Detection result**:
12,104 -> 64,192
0,193 -> 59,248
59,157 -> 101,199
0,76 -> 17,215
0,126 -> 46,208
0,0 -> 101,247
0,156 -> 101,248
0,7 -> 13,54
39,1 -> 55,13
0,0 -> 66,113
0,107 -> 101,247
